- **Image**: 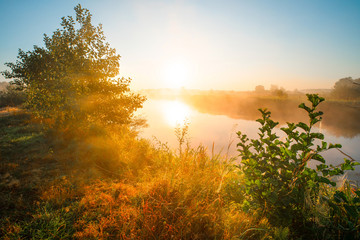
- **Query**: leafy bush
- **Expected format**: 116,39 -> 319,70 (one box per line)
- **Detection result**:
237,94 -> 359,234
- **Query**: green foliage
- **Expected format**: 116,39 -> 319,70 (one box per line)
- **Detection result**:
2,4 -> 145,131
325,181 -> 360,239
0,113 -> 45,160
16,204 -> 78,240
271,226 -> 289,240
237,94 -> 359,231
0,113 -> 65,238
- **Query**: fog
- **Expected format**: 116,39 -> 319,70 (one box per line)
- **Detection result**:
142,89 -> 360,138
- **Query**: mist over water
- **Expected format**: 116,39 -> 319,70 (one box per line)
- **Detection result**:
138,98 -> 360,183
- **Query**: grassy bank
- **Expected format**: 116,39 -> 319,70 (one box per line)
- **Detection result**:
0,109 -> 359,239
0,111 -> 270,239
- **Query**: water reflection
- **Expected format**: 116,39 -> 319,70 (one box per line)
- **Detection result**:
137,98 -> 360,183
136,99 -> 360,164
161,100 -> 191,127
182,95 -> 360,138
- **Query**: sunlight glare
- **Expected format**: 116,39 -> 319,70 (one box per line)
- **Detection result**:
163,60 -> 190,89
162,101 -> 191,127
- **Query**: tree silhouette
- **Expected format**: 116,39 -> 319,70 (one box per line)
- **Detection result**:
332,77 -> 360,100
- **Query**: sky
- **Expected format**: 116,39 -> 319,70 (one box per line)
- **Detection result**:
0,0 -> 359,91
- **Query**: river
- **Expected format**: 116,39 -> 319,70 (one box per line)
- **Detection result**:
137,98 -> 360,184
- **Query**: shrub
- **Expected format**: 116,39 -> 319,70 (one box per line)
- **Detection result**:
237,94 -> 359,235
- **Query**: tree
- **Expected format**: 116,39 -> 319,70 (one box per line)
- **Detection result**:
2,4 -> 145,132
331,77 -> 360,100
270,85 -> 288,98
272,88 -> 288,98
254,85 -> 265,92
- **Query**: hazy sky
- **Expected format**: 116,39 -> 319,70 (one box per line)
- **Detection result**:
1,0 -> 359,91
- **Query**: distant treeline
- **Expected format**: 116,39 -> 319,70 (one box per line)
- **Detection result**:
141,77 -> 360,138
1,76 -> 360,109
142,77 -> 360,101
254,77 -> 360,100
182,93 -> 360,138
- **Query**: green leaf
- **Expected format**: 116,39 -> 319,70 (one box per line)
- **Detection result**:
316,176 -> 333,185
256,119 -> 265,125
310,132 -> 324,140
321,169 -> 329,177
341,162 -> 355,171
309,111 -> 323,118
310,118 -> 321,126
298,103 -> 311,113
329,143 -> 342,149
355,191 -> 360,198
322,141 -> 327,150
312,154 -> 325,163
297,122 -> 310,132
334,191 -> 348,203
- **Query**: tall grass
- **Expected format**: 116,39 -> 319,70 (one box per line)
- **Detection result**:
1,114 -> 272,239
1,113 -> 359,239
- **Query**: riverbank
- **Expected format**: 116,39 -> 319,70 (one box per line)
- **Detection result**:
1,110 -> 359,239
0,112 -> 267,239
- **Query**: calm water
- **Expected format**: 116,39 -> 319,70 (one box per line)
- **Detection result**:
137,98 -> 360,183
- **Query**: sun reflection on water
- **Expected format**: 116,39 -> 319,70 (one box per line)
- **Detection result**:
161,100 -> 191,127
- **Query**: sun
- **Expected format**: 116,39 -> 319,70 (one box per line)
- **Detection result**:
162,60 -> 190,89
162,100 -> 191,127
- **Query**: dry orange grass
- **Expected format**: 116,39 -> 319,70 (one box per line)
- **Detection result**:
0,113 -> 270,239
60,144 -> 271,239
67,178 -> 269,239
